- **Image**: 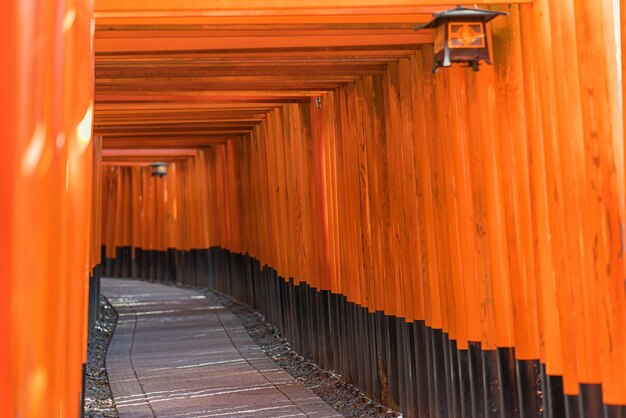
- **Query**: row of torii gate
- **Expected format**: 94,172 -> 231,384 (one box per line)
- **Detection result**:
1,1 -> 626,417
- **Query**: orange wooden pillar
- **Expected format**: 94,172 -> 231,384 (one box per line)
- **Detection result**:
2,0 -> 94,416
66,0 -> 95,404
519,1 -> 626,412
88,136 -> 103,329
0,0 -> 18,414
410,48 -> 444,346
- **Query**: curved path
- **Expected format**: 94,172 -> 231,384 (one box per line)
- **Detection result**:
102,278 -> 342,418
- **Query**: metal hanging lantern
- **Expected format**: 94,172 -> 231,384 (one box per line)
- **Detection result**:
415,6 -> 507,73
150,162 -> 167,177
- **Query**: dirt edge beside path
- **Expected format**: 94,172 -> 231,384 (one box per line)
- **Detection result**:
84,297 -> 119,418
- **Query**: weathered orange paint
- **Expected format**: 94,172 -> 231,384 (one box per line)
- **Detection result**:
3,0 -> 95,416
94,0 -> 528,15
0,0 -> 17,414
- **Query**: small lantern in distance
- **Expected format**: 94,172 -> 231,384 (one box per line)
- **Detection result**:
150,162 -> 167,177
415,5 -> 507,73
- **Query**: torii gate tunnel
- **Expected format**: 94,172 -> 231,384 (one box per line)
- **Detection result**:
2,0 -> 626,417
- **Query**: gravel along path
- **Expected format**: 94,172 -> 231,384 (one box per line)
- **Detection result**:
84,297 -> 119,418
89,280 -> 401,418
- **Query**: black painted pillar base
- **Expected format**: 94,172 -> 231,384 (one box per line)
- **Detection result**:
579,384 -> 603,418
517,359 -> 542,418
80,362 -> 86,418
541,365 -> 566,418
100,245 -> 626,418
605,405 -> 626,418
87,264 -> 102,331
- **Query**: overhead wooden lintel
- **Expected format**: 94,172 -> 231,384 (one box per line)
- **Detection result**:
102,137 -> 234,149
95,1 -> 529,15
95,33 -> 432,53
103,148 -> 199,157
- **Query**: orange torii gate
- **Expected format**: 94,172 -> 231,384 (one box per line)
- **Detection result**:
2,0 -> 626,417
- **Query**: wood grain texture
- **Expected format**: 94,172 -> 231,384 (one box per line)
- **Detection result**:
97,0 -> 626,411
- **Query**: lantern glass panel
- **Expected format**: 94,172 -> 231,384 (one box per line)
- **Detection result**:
448,22 -> 485,49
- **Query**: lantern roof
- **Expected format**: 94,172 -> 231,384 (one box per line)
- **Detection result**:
415,5 -> 508,30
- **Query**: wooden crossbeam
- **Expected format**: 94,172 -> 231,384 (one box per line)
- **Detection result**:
93,2 -> 492,153
95,1 -> 528,14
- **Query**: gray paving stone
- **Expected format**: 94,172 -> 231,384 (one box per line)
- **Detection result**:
103,278 -> 342,418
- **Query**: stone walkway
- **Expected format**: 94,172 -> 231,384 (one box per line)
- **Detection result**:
102,278 -> 342,418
